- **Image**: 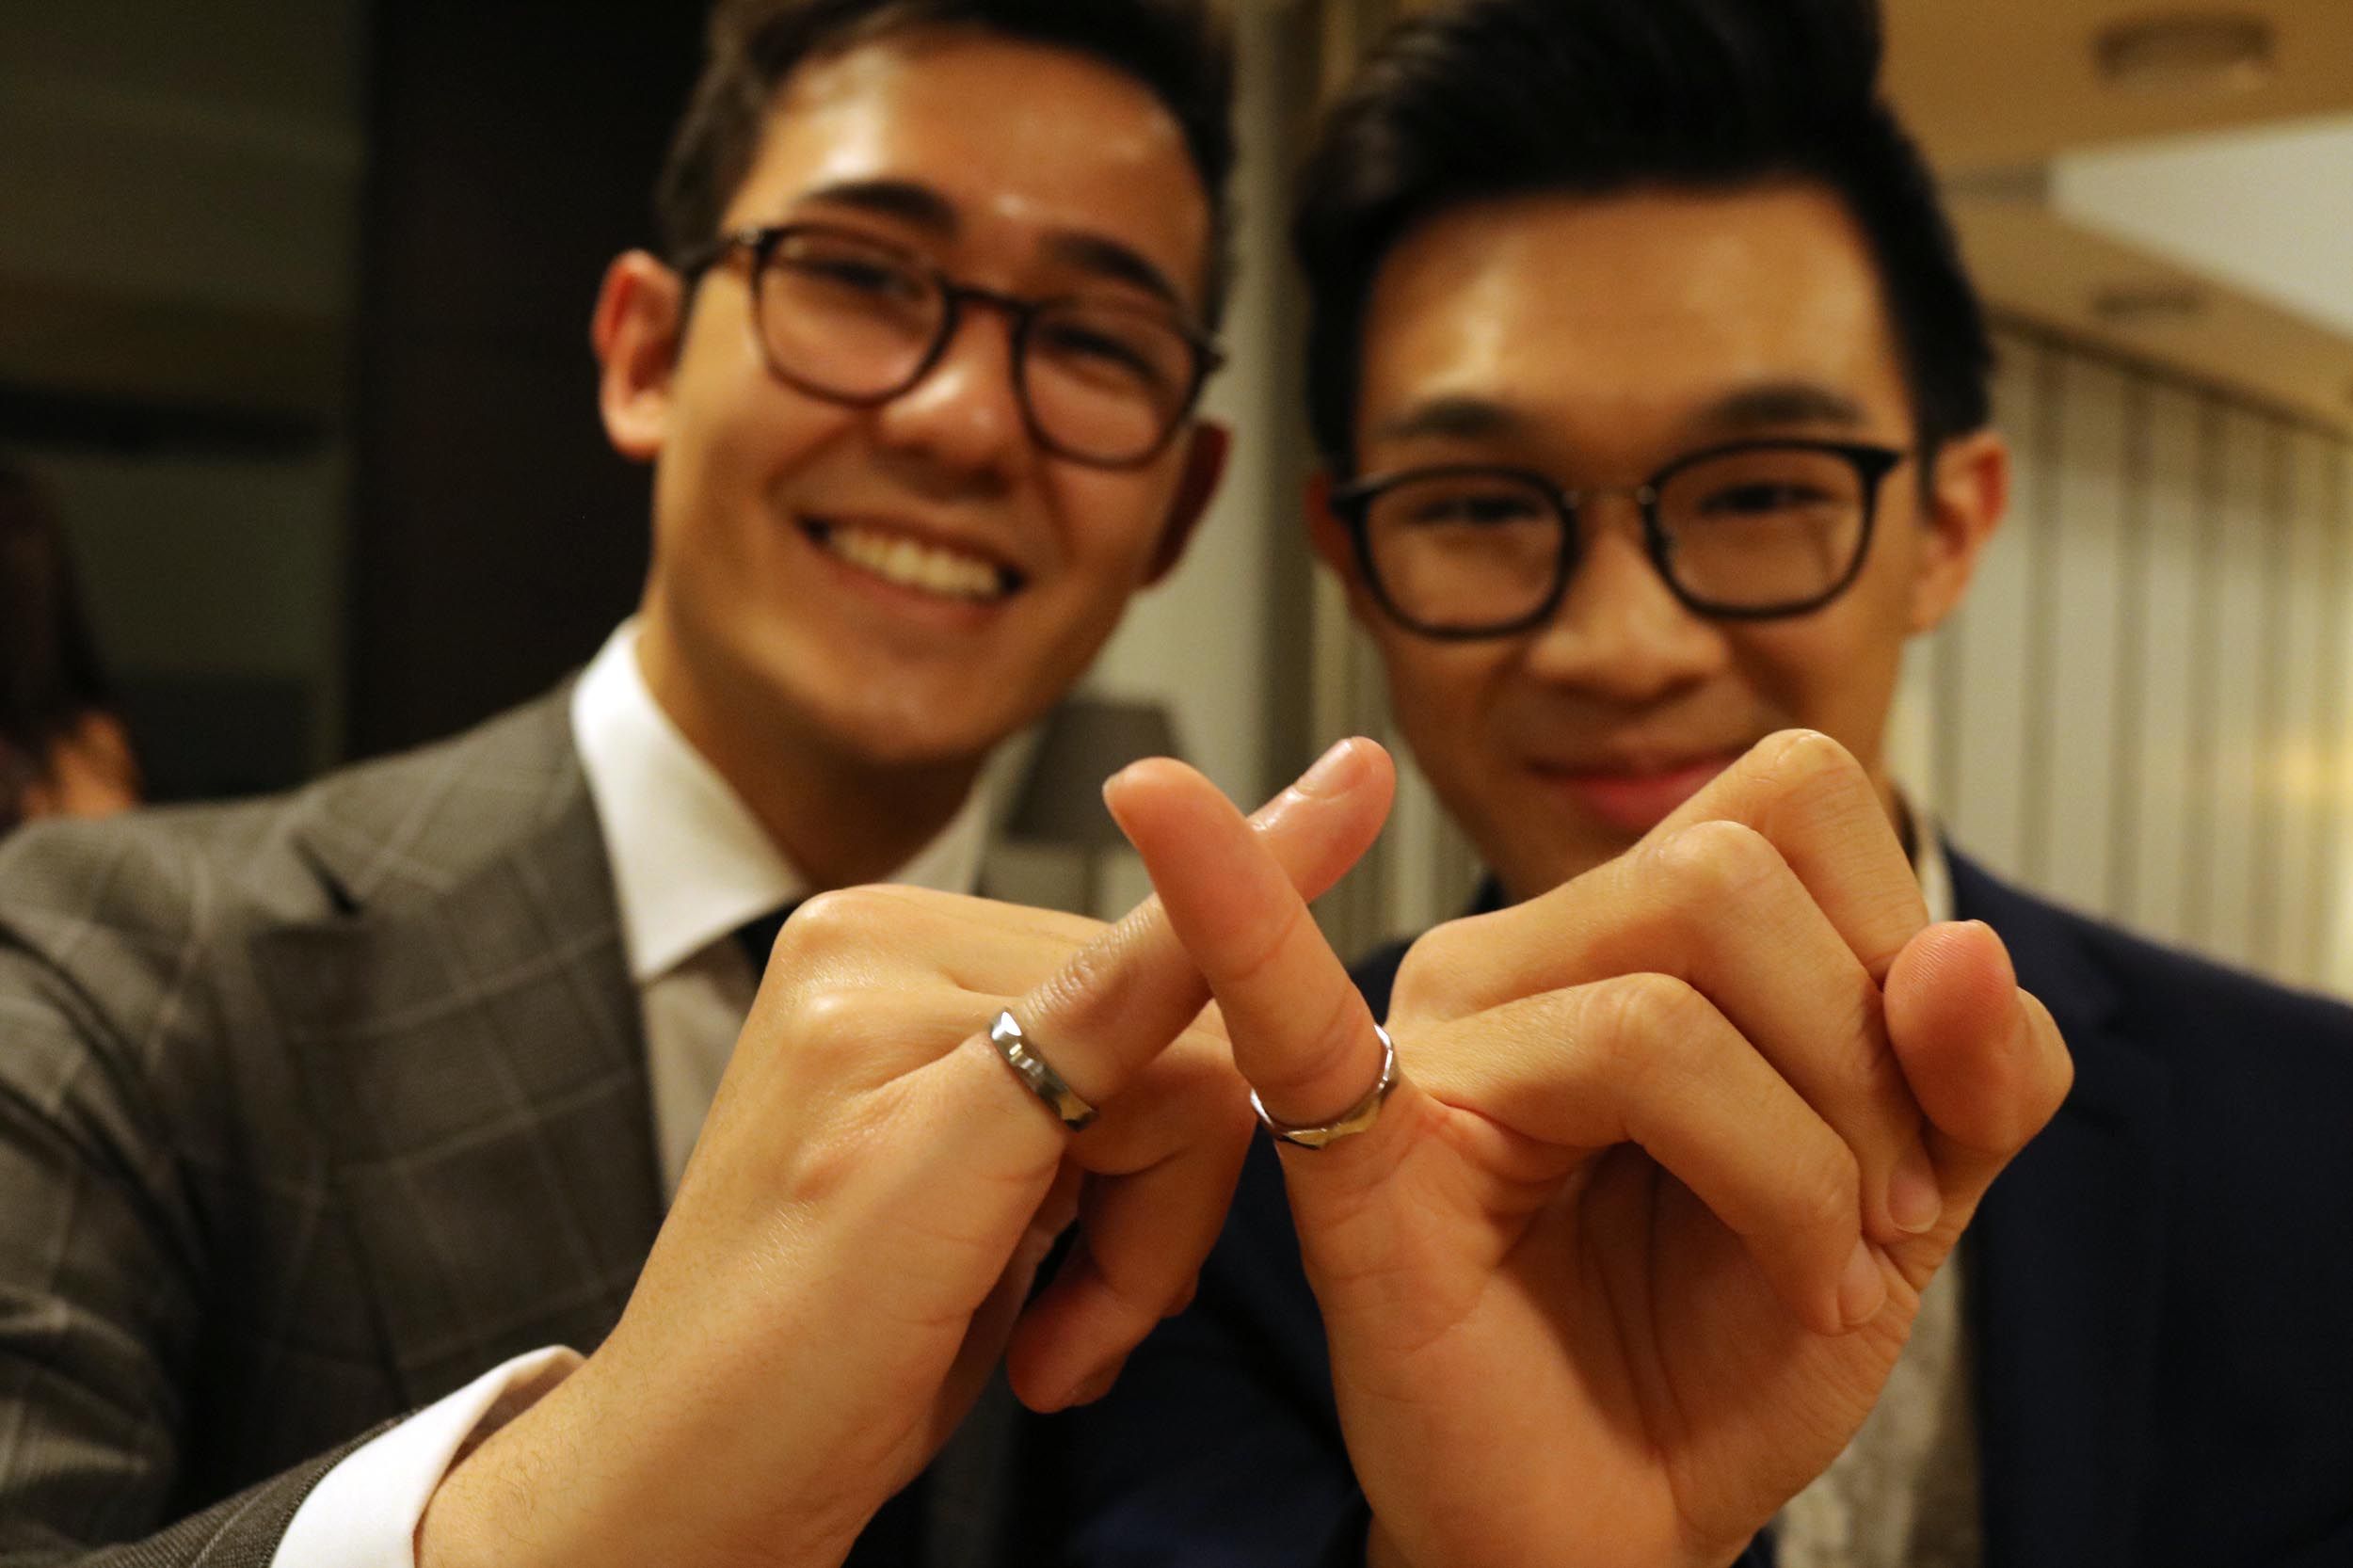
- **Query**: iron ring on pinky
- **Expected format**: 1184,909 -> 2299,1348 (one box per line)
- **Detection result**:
987,1009 -> 1099,1131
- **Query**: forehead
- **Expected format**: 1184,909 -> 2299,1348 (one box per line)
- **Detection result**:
1357,184 -> 1913,456
726,30 -> 1212,307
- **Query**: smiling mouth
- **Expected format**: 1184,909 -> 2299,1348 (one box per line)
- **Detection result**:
803,519 -> 1023,604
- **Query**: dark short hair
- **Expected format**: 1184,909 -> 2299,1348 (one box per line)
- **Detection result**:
0,464 -> 115,825
657,0 -> 1237,322
1295,0 -> 1992,472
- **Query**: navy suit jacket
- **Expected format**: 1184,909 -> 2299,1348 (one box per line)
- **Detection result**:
1044,851 -> 2353,1567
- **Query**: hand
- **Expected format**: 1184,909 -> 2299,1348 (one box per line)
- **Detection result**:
416,739 -> 1398,1568
1110,730 -> 2072,1568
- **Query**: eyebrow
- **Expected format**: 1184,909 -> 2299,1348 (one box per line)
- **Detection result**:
1688,381 -> 1869,437
796,178 -> 963,232
1045,232 -> 1187,313
793,179 -> 1189,313
1366,395 -> 1524,446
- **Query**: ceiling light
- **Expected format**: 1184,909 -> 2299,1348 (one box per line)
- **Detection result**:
2096,13 -> 2276,93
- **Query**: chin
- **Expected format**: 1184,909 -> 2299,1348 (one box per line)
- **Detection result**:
821,692 -> 1025,774
1490,826 -> 1632,903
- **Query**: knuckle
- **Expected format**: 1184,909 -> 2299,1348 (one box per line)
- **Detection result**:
788,986 -> 887,1069
1088,1246 -> 1176,1332
1587,972 -> 1709,1090
1026,926 -> 1151,1045
1725,728 -> 1874,824
781,888 -> 880,954
1786,1142 -> 1863,1241
1255,984 -> 1377,1105
1650,818 -> 1784,904
1602,970 -> 1708,1050
1392,921 -> 1470,1015
1753,727 -> 1865,788
1224,896 -> 1315,993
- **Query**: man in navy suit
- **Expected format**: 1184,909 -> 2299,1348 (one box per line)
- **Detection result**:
1052,0 -> 2353,1563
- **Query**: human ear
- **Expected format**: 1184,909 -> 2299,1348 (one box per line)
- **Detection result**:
591,250 -> 686,463
1141,421 -> 1231,585
1305,471 -> 1385,627
1907,429 -> 2009,634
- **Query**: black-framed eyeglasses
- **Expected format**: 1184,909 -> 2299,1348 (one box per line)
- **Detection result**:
1329,439 -> 1911,639
674,222 -> 1224,471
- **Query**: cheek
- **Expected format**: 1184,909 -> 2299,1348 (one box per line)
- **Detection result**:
1377,640 -> 1509,759
1732,612 -> 1904,741
1047,472 -> 1177,595
668,322 -> 850,513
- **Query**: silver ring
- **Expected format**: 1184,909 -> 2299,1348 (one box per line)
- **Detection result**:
1252,1023 -> 1400,1149
988,1009 -> 1098,1131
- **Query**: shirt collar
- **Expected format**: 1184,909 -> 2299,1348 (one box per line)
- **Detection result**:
1897,789 -> 1958,926
571,621 -> 992,983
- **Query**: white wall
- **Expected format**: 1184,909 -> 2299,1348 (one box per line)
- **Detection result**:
2053,113 -> 2353,344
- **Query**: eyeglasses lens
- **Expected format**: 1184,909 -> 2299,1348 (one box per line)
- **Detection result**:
753,230 -> 1195,466
1655,447 -> 1869,611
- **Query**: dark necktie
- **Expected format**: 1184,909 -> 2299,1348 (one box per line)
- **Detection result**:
731,900 -> 801,977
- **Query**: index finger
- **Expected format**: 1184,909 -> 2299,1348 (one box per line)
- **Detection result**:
1653,728 -> 1927,984
1442,729 -> 1928,1016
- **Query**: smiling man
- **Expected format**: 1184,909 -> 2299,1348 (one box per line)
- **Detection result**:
1064,0 -> 2353,1564
0,4 -> 1266,1567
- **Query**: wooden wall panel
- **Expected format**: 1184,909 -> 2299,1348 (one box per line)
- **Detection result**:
2041,356 -> 2129,909
2123,383 -> 2205,949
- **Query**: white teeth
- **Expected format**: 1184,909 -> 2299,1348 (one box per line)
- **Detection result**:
818,524 -> 1008,602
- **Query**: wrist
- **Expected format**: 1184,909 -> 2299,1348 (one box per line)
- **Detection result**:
416,1355 -> 623,1568
416,1345 -> 868,1568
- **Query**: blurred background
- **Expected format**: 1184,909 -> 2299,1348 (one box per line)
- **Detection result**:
1,0 -> 2345,995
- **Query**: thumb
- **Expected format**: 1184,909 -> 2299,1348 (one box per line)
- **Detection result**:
1104,744 -> 1397,1135
1883,920 -> 2073,1227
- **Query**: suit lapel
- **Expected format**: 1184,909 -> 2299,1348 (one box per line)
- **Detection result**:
1952,855 -> 2171,1568
255,693 -> 663,1405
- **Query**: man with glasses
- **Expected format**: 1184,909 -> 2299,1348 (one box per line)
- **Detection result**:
1062,0 -> 2353,1563
0,4 -> 1385,1567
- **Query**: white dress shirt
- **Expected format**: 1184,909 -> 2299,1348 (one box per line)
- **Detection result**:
275,622 -> 990,1567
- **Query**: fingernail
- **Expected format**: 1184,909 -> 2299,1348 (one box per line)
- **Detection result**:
1889,1143 -> 1943,1235
1102,760 -> 1145,802
1838,1239 -> 1888,1328
1294,738 -> 1362,798
1063,1358 -> 1123,1409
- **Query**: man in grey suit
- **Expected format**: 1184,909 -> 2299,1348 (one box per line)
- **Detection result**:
0,3 -> 1357,1564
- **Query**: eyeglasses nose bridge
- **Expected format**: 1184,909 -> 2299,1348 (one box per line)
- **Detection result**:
936,280 -> 1036,358
1562,481 -> 1664,541
887,280 -> 1033,410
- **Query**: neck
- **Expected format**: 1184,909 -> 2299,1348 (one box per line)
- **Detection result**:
634,630 -> 984,894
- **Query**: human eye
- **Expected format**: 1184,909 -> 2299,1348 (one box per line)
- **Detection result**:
1695,479 -> 1834,514
774,239 -> 928,306
1677,450 -> 1855,519
1033,310 -> 1181,396
1401,481 -> 1545,528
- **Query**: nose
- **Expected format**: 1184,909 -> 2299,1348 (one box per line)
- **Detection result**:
868,299 -> 1029,484
1520,499 -> 1731,701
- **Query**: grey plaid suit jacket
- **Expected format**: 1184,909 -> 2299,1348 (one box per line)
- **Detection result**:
0,687 -> 1016,1567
